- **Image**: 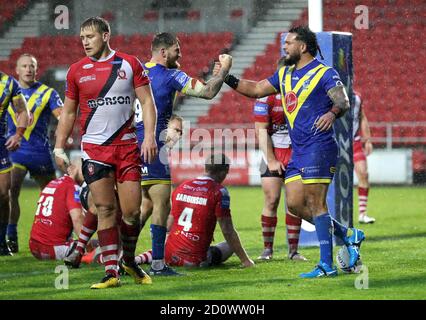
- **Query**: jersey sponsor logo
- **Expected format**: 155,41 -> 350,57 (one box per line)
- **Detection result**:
254,103 -> 268,116
176,193 -> 208,206
284,91 -> 298,113
176,230 -> 200,241
96,67 -> 111,71
272,123 -> 288,132
87,95 -> 131,109
175,72 -> 190,87
83,63 -> 94,69
117,69 -> 127,80
79,75 -> 96,83
141,166 -> 149,175
272,106 -> 283,113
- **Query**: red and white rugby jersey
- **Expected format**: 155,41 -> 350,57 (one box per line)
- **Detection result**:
166,177 -> 231,262
353,91 -> 362,141
30,176 -> 82,246
65,50 -> 150,145
253,93 -> 291,148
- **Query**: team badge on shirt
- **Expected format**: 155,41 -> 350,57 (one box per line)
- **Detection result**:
285,91 -> 298,113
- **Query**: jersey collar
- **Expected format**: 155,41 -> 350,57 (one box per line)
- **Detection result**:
89,50 -> 116,62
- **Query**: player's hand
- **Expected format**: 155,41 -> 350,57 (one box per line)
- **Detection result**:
364,140 -> 373,156
315,111 -> 336,132
53,147 -> 70,173
218,54 -> 232,72
141,134 -> 158,164
5,134 -> 22,151
242,259 -> 255,268
267,159 -> 285,176
212,61 -> 221,77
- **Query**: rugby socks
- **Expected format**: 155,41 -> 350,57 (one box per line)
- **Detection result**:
6,224 -> 17,241
151,224 -> 167,270
285,212 -> 302,254
135,249 -> 153,265
358,187 -> 369,217
120,219 -> 140,264
313,213 -> 333,266
331,217 -> 350,245
0,223 -> 7,245
261,215 -> 277,250
98,227 -> 120,277
76,210 -> 98,255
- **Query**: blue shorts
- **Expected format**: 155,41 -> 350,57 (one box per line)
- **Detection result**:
10,148 -> 55,177
284,147 -> 338,185
140,140 -> 171,186
0,145 -> 12,174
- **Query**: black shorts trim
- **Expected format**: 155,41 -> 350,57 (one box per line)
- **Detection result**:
82,160 -> 114,185
259,158 -> 284,179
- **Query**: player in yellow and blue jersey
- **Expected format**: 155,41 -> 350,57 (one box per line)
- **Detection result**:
0,69 -> 29,256
135,32 -> 232,276
223,26 -> 365,278
6,54 -> 63,253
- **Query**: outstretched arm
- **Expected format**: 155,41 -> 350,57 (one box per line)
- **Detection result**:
227,76 -> 277,99
183,54 -> 232,100
218,217 -> 254,268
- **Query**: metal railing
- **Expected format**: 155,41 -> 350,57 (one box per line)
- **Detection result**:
370,122 -> 426,149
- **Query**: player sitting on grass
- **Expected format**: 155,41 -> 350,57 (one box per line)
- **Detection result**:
136,153 -> 255,269
29,159 -> 90,261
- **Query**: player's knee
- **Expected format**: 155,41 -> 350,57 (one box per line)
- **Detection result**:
265,194 -> 280,212
96,203 -> 117,219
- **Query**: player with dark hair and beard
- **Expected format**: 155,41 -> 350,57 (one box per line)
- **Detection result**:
222,25 -> 365,278
135,32 -> 233,276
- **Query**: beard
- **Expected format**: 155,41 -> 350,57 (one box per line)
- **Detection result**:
284,52 -> 301,66
166,58 -> 179,69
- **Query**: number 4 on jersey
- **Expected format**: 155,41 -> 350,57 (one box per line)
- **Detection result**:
178,207 -> 193,231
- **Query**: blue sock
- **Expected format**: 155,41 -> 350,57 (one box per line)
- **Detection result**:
150,224 -> 167,260
0,223 -> 7,245
7,224 -> 17,240
331,218 -> 349,245
314,213 -> 333,266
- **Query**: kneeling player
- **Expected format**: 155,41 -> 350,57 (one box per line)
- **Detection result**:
137,154 -> 254,268
29,159 -> 85,260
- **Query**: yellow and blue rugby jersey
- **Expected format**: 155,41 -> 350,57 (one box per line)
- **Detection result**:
136,63 -> 191,139
267,58 -> 343,155
7,81 -> 63,151
0,72 -> 22,142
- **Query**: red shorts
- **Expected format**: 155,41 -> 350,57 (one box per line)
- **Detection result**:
165,242 -> 205,267
29,238 -> 74,260
82,142 -> 141,183
353,139 -> 367,163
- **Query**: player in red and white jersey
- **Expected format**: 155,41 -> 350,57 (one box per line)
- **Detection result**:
254,87 -> 307,262
54,17 -> 156,289
164,154 -> 254,268
353,91 -> 375,224
29,160 -> 84,260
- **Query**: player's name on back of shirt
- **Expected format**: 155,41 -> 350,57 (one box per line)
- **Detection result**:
175,193 -> 208,206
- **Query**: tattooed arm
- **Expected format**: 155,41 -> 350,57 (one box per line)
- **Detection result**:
182,54 -> 232,100
327,85 -> 350,118
315,85 -> 351,132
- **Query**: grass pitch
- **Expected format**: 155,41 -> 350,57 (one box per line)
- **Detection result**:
0,186 -> 425,300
